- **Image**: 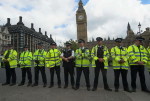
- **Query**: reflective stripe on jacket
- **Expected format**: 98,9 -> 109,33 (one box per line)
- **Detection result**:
45,49 -> 61,68
33,49 -> 47,67
111,46 -> 129,70
91,45 -> 109,69
2,49 -> 18,68
75,48 -> 90,67
128,44 -> 148,65
19,50 -> 32,68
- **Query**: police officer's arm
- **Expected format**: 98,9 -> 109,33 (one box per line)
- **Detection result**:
33,50 -> 37,60
142,47 -> 148,64
127,46 -> 138,63
103,47 -> 109,62
7,50 -> 17,62
122,48 -> 129,62
91,47 -> 98,60
75,49 -> 82,59
2,51 -> 7,61
111,47 -> 120,62
83,49 -> 90,58
19,52 -> 23,65
68,50 -> 74,59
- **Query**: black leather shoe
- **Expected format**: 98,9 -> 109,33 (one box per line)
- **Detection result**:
58,85 -> 61,88
2,83 -> 9,86
18,83 -> 24,86
132,89 -> 136,92
32,83 -> 38,87
115,89 -> 119,92
43,84 -> 47,87
92,88 -> 97,91
74,87 -> 79,90
64,85 -> 68,89
142,89 -> 150,93
124,89 -> 132,93
87,87 -> 90,91
72,86 -> 75,89
105,88 -> 112,91
49,85 -> 54,88
10,83 -> 16,86
27,83 -> 32,87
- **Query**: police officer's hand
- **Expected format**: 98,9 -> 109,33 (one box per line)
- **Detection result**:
118,59 -> 125,64
3,59 -> 8,62
98,58 -> 104,62
64,58 -> 69,62
136,61 -> 144,65
35,60 -> 39,64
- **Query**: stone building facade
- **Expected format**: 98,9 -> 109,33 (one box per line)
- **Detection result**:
0,26 -> 11,54
3,17 -> 54,54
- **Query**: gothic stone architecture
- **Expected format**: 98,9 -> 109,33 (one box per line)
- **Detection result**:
76,1 -> 150,49
0,26 -> 11,54
76,0 -> 88,42
3,16 -> 54,54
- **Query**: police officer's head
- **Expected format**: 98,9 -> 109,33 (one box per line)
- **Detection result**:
24,45 -> 28,51
65,42 -> 72,49
7,44 -> 13,50
78,39 -> 85,47
96,37 -> 103,45
115,38 -> 123,46
37,42 -> 43,49
135,36 -> 145,46
50,42 -> 57,49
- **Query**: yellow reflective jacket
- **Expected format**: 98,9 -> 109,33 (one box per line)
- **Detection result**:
33,49 -> 47,67
45,48 -> 61,68
111,46 -> 129,70
146,47 -> 150,72
2,49 -> 18,68
91,45 -> 109,69
75,48 -> 90,67
19,50 -> 32,68
128,44 -> 148,65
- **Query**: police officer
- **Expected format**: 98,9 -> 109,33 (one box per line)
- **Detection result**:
91,37 -> 112,91
128,37 -> 150,92
2,44 -> 17,86
32,42 -> 47,87
147,40 -> 150,74
18,45 -> 32,86
111,38 -> 130,92
46,42 -> 62,88
61,42 -> 75,89
74,39 -> 90,91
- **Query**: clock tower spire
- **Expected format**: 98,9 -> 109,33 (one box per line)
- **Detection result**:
76,0 -> 88,42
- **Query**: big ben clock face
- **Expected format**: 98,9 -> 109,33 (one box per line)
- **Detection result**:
78,15 -> 84,20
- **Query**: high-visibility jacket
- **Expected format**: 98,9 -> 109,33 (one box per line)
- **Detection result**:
2,49 -> 18,68
146,47 -> 150,72
45,48 -> 61,68
33,49 -> 47,67
128,44 -> 148,65
75,48 -> 90,67
91,45 -> 109,69
19,50 -> 32,68
111,46 -> 129,70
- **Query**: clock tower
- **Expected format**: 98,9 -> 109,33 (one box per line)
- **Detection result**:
76,0 -> 88,42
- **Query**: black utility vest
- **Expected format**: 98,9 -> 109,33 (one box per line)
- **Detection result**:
63,49 -> 73,63
97,46 -> 104,58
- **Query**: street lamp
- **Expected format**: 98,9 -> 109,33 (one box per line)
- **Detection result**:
138,22 -> 141,34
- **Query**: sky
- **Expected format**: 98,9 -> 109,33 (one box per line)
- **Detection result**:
0,0 -> 150,44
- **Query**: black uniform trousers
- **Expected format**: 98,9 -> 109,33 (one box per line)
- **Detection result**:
21,67 -> 32,84
63,62 -> 75,86
34,66 -> 47,84
114,69 -> 129,90
93,61 -> 109,89
50,66 -> 61,86
5,62 -> 16,84
75,67 -> 90,88
130,65 -> 147,90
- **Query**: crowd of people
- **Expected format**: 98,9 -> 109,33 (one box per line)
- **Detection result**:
0,36 -> 150,93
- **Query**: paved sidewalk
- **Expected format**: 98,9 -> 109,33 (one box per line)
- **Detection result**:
0,85 -> 150,101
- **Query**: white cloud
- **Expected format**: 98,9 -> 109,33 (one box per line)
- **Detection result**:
0,0 -> 150,43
